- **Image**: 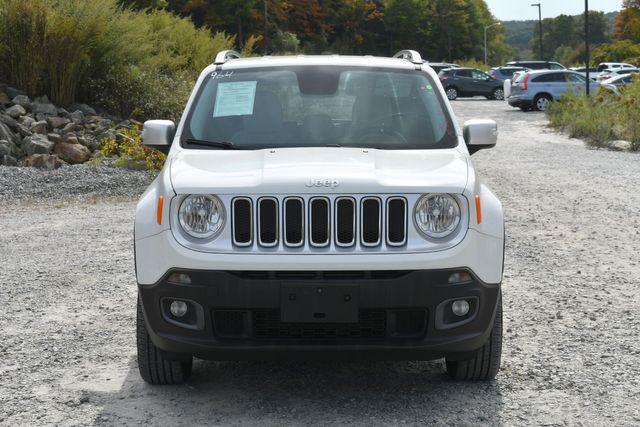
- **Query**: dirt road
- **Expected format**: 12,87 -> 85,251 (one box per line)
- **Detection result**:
1,99 -> 639,425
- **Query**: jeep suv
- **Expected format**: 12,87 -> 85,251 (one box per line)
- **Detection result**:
135,50 -> 505,384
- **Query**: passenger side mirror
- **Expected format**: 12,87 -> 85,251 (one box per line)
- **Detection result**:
142,120 -> 175,154
463,119 -> 497,154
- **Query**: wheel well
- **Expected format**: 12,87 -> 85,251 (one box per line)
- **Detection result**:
445,85 -> 458,91
534,92 -> 553,101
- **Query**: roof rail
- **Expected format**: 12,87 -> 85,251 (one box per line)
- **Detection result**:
393,50 -> 422,65
214,50 -> 241,65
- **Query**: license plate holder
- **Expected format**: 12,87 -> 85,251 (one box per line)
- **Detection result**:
280,284 -> 359,323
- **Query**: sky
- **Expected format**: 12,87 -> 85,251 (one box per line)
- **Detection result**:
486,0 -> 623,21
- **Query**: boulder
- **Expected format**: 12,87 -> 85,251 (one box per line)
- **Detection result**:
30,120 -> 48,134
54,141 -> 90,164
5,87 -> 25,99
69,110 -> 84,124
63,133 -> 79,144
6,104 -> 26,119
0,121 -> 19,145
11,95 -> 31,109
32,101 -> 57,116
70,103 -> 97,116
0,114 -> 18,129
0,140 -> 11,156
23,134 -> 54,155
21,116 -> 36,128
1,154 -> 17,166
610,140 -> 631,151
14,123 -> 32,138
47,133 -> 62,143
23,154 -> 65,169
47,116 -> 70,129
61,122 -> 76,134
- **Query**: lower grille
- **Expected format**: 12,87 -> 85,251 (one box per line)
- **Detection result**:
212,308 -> 427,340
252,309 -> 387,339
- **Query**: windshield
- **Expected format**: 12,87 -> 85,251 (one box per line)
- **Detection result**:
182,66 -> 456,150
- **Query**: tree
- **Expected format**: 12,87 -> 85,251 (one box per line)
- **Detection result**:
614,0 -> 640,42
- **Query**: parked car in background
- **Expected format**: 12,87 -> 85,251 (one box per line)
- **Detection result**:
489,66 -> 527,81
425,62 -> 461,73
569,67 -> 598,79
438,67 -> 505,100
505,60 -> 565,70
596,62 -> 635,72
596,68 -> 640,82
600,73 -> 636,95
506,70 -> 599,111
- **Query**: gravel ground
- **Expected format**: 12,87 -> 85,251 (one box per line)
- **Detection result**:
1,99 -> 639,426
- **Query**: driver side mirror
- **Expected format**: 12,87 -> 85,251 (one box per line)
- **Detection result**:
142,120 -> 175,154
463,119 -> 497,154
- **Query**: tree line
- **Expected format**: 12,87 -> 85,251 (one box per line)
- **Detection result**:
120,0 -> 509,64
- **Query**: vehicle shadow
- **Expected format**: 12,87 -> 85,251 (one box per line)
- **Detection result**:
89,356 -> 504,424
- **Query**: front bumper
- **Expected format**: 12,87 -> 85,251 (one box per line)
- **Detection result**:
139,269 -> 500,361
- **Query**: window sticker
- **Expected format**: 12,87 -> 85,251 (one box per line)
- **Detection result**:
213,81 -> 257,117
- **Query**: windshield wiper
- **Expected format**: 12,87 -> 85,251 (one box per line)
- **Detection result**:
184,138 -> 237,150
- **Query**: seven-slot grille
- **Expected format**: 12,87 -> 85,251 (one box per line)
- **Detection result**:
231,196 -> 407,249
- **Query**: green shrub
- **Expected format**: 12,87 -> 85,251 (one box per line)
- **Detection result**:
0,0 -> 235,119
0,0 -> 48,95
547,78 -> 640,151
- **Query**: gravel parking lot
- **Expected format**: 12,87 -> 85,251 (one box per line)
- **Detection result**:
1,99 -> 639,425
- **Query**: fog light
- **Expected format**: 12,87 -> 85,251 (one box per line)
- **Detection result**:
170,300 -> 188,317
167,272 -> 192,285
448,272 -> 472,284
451,300 -> 470,317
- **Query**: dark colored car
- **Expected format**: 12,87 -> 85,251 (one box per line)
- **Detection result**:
505,61 -> 565,70
489,66 -> 527,80
438,68 -> 505,100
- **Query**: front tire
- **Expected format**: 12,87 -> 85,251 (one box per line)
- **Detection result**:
445,87 -> 458,100
445,293 -> 502,381
492,88 -> 505,101
137,297 -> 193,384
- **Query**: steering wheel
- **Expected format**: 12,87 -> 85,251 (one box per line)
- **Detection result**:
355,126 -> 407,145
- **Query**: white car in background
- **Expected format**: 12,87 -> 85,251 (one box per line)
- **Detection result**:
600,73 -> 637,95
597,67 -> 640,83
134,49 -> 505,385
597,62 -> 635,72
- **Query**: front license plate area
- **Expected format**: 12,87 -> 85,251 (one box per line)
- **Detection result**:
281,284 -> 359,323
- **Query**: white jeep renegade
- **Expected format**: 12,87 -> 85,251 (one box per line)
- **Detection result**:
135,50 -> 504,384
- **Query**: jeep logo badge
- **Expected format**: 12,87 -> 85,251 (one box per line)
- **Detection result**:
306,179 -> 340,189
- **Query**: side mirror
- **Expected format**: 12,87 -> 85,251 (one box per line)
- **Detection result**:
463,119 -> 497,154
142,120 -> 175,154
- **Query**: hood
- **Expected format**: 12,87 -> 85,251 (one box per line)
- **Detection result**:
170,147 -> 468,195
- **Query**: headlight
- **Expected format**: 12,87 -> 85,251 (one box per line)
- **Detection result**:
178,195 -> 225,239
414,194 -> 461,238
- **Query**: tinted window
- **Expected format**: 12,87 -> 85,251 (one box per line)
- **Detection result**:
472,69 -> 490,79
549,63 -> 565,70
184,66 -> 456,150
565,73 -> 586,83
532,73 -> 565,83
456,69 -> 472,78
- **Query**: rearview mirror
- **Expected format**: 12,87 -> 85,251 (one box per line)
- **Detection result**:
463,119 -> 497,154
142,120 -> 175,154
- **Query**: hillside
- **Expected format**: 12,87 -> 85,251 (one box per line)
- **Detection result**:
503,11 -> 619,52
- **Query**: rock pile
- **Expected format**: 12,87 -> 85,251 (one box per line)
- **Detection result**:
0,84 -> 133,169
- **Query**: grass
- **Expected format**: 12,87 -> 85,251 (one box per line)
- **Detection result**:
546,78 -> 640,151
